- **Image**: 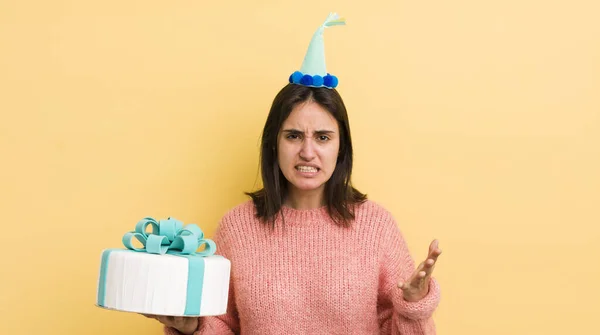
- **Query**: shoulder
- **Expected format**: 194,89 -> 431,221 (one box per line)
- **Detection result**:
212,200 -> 258,257
223,199 -> 257,217
219,199 -> 257,225
353,200 -> 409,254
353,199 -> 396,223
212,200 -> 258,243
352,199 -> 402,234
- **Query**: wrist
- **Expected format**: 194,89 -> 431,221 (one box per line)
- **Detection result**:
393,277 -> 441,320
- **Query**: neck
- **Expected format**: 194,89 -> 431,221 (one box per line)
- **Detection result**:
284,187 -> 325,210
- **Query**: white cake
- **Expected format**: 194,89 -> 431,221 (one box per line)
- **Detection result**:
97,249 -> 231,316
96,217 -> 231,317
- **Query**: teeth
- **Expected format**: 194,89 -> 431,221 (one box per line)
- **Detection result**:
297,166 -> 318,173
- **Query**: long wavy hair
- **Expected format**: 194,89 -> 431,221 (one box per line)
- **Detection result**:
245,84 -> 367,227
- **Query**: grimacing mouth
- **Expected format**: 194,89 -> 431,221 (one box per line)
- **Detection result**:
295,165 -> 320,171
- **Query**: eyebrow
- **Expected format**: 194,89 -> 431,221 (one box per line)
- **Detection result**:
281,129 -> 336,135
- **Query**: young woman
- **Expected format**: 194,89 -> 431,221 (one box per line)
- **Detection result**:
149,83 -> 442,334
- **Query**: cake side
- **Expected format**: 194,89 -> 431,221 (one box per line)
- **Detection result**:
199,255 -> 232,316
98,249 -> 189,316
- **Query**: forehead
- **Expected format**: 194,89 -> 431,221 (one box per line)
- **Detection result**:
282,101 -> 338,130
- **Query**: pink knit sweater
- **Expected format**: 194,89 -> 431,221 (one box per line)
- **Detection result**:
165,200 -> 440,335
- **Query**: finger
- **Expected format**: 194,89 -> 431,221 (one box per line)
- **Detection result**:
397,281 -> 408,290
428,240 -> 442,261
422,258 -> 437,277
410,262 -> 425,281
417,258 -> 435,276
424,258 -> 435,268
157,316 -> 175,326
400,268 -> 428,289
406,270 -> 426,287
398,272 -> 416,290
399,259 -> 432,290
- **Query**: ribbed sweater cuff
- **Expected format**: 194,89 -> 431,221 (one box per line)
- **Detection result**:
393,277 -> 440,320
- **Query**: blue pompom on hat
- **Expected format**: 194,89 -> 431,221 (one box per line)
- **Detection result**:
289,12 -> 346,89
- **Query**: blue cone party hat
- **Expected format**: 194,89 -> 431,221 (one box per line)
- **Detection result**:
289,12 -> 346,89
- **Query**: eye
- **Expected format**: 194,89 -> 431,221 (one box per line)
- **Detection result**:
318,135 -> 330,141
286,133 -> 300,140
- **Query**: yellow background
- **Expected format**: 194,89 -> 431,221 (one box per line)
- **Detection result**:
1,0 -> 599,334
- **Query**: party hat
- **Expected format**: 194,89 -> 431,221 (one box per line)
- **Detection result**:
289,12 -> 346,89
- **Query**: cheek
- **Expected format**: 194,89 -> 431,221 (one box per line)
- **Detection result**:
277,144 -> 294,167
322,146 -> 340,169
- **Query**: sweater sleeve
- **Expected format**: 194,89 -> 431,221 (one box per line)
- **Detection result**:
163,216 -> 241,335
377,209 -> 441,334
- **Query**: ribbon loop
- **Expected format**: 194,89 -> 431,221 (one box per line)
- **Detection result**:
121,217 -> 216,256
135,217 -> 159,238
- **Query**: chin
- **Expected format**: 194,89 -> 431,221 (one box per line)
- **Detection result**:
290,179 -> 325,192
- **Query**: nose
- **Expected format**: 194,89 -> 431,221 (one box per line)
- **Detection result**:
299,138 -> 316,161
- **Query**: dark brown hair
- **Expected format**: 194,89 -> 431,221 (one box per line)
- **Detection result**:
245,83 -> 367,227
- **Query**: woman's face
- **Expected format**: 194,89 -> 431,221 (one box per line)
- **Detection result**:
277,100 -> 340,198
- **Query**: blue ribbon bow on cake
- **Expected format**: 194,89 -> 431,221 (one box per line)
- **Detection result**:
122,217 -> 216,256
